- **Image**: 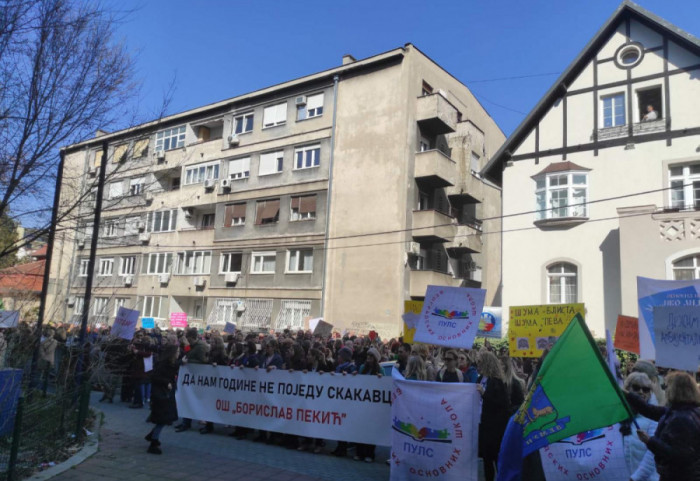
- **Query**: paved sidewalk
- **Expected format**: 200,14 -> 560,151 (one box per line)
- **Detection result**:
51,392 -> 391,481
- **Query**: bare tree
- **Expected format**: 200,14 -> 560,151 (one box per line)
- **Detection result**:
0,0 -> 137,261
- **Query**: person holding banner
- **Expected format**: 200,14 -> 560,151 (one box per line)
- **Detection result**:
404,355 -> 427,381
353,347 -> 382,463
625,371 -> 700,481
476,351 -> 510,481
620,372 -> 659,481
145,344 -> 179,455
436,350 -> 464,383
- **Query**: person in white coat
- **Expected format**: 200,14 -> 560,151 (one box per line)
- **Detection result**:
621,372 -> 659,481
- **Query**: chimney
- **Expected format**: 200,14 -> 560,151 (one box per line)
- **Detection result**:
342,54 -> 356,65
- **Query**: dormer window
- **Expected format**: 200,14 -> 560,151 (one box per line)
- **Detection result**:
533,162 -> 590,225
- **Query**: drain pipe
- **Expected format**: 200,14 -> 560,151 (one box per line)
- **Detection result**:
320,75 -> 339,317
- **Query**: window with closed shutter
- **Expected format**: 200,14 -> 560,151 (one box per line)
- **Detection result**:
255,199 -> 280,225
263,102 -> 287,128
259,151 -> 284,175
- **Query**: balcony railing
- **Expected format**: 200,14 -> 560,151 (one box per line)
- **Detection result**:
595,118 -> 667,140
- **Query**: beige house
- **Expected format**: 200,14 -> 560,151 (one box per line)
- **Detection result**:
48,44 -> 504,338
483,1 -> 700,338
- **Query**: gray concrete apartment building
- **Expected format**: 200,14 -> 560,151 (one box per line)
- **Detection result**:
47,44 -> 505,338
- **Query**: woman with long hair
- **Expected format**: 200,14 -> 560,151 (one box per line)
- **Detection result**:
476,351 -> 510,481
404,355 -> 427,381
354,347 -> 382,463
500,355 -> 525,414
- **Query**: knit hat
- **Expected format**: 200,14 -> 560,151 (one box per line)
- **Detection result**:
632,360 -> 658,381
366,347 -> 381,364
338,347 -> 352,360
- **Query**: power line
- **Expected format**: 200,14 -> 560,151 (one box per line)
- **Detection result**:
466,72 -> 562,84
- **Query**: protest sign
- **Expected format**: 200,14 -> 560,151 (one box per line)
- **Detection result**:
170,312 -> 188,328
653,305 -> 700,371
176,364 -> 392,445
508,303 -> 585,358
141,317 -> 155,329
613,315 -> 639,354
414,286 -> 486,349
403,301 -> 422,344
308,317 -> 322,332
637,276 -> 700,359
0,369 -> 22,436
313,320 -> 333,337
390,370 -> 480,481
224,322 -> 236,334
478,306 -> 502,338
0,311 -> 19,328
540,425 -> 629,481
111,307 -> 139,340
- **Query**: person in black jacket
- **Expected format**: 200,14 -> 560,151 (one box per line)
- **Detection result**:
145,344 -> 180,455
626,370 -> 700,481
476,350 -> 510,481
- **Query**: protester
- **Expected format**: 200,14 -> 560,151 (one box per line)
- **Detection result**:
404,355 -> 427,381
354,347 -> 382,463
412,344 -> 437,381
329,347 -> 356,457
395,342 -> 411,375
175,328 -> 208,432
200,335 -> 229,435
476,351 -> 510,481
621,372 -> 659,481
626,371 -> 700,481
38,327 -> 58,393
437,350 -> 464,382
145,344 -> 179,455
500,355 -> 525,414
632,360 -> 665,406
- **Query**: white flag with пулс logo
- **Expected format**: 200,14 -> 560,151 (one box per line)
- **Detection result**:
390,370 -> 480,481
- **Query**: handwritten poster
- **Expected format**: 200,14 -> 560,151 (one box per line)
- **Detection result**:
112,307 -> 140,340
508,303 -> 585,358
141,317 -> 155,329
653,306 -> 700,371
613,315 -> 639,354
170,312 -> 188,328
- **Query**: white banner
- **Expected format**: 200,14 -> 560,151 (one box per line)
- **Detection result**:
540,425 -> 629,481
390,371 -> 480,481
176,364 -> 392,445
414,286 -> 486,349
112,307 -> 139,340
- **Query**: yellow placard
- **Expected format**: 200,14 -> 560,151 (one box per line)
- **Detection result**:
508,303 -> 585,358
403,301 -> 422,344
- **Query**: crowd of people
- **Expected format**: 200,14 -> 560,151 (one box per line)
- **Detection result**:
1,321 -> 699,480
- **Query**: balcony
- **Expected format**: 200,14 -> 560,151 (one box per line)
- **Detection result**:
412,209 -> 456,243
414,149 -> 457,188
444,223 -> 483,253
595,118 -> 666,141
416,93 -> 458,135
409,269 -> 461,298
446,172 -> 484,202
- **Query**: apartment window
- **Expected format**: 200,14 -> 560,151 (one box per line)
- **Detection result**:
287,249 -> 313,273
672,254 -> 700,280
602,93 -> 625,127
144,253 -> 173,275
103,220 -> 119,237
275,300 -> 312,330
184,161 -> 220,185
638,86 -> 662,122
294,144 -> 320,170
290,195 -> 317,221
470,152 -> 480,174
259,151 -> 284,176
125,217 -> 141,236
93,297 -> 109,316
421,81 -> 433,96
297,93 -> 324,120
419,136 -> 431,152
108,181 -> 123,199
233,113 -> 254,134
263,102 -> 287,128
133,139 -> 149,158
177,250 -> 212,275
201,213 -> 215,229
224,203 -> 246,226
547,263 -> 577,304
229,157 -> 250,180
669,163 -> 700,209
79,259 -> 90,277
114,298 -> 128,316
251,251 -> 276,274
147,209 -> 178,232
255,199 -> 280,225
155,125 -> 186,151
94,150 -> 103,167
129,177 -> 145,196
74,296 -> 85,316
535,172 -> 588,220
221,252 -> 243,273
120,256 -> 136,276
113,144 -> 128,163
142,296 -> 165,318
98,258 -> 114,276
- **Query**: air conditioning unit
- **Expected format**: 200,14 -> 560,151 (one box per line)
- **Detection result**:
136,220 -> 145,231
139,232 -> 151,243
88,167 -> 97,177
470,267 -> 483,283
227,134 -> 239,146
77,238 -> 85,249
295,95 -> 307,106
145,192 -> 154,203
406,242 -> 421,256
193,276 -> 206,287
225,272 -> 240,284
154,150 -> 165,162
159,273 -> 170,284
235,301 -> 246,312
183,208 -> 193,219
203,179 -> 216,190
220,178 -> 231,191
123,275 -> 134,286
66,296 -> 76,307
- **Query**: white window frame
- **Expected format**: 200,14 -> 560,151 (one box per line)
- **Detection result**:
251,251 -> 276,274
155,125 -> 186,151
229,157 -> 251,180
233,112 -> 254,135
98,258 -> 114,277
103,219 -> 119,237
534,171 -> 588,221
93,297 -> 109,316
74,296 -> 85,315
145,253 -> 173,275
668,163 -> 700,209
297,93 -> 324,121
263,102 -> 287,128
142,296 -> 165,319
147,209 -> 178,233
290,195 -> 316,221
129,177 -> 145,196
294,144 -> 321,170
184,161 -> 220,186
601,93 -> 626,128
286,249 -> 313,274
547,263 -> 578,304
176,250 -> 212,275
672,254 -> 700,280
114,298 -> 128,316
79,259 -> 90,277
259,151 -> 284,176
220,252 -> 243,274
120,256 -> 136,276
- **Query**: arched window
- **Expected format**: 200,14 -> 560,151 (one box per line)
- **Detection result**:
672,254 -> 700,280
547,262 -> 578,304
